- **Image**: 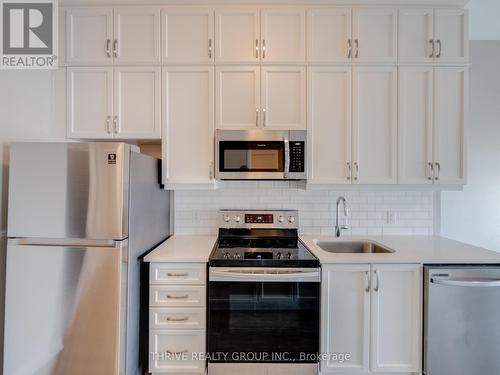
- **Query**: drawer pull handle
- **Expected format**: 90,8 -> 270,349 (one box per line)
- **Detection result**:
166,350 -> 188,355
167,272 -> 189,277
166,316 -> 189,322
166,294 -> 189,299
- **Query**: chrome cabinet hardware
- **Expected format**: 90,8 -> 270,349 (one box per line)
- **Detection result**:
428,162 -> 434,181
113,39 -> 118,58
105,116 -> 111,134
262,39 -> 266,59
373,270 -> 380,292
166,294 -> 189,299
166,316 -> 189,322
208,39 -> 212,58
347,162 -> 351,180
434,162 -> 441,181
262,108 -> 267,127
365,271 -> 370,292
429,40 -> 435,58
106,39 -> 111,58
209,163 -> 214,180
113,116 -> 118,133
436,39 -> 442,58
354,162 -> 359,181
255,108 -> 259,127
354,39 -> 359,58
347,39 -> 352,59
255,39 -> 259,58
167,272 -> 189,277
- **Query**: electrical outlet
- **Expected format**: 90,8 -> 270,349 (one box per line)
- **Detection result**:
386,211 -> 397,225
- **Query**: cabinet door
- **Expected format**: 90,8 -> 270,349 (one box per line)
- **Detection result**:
261,66 -> 306,130
66,7 -> 113,65
161,7 -> 214,64
162,67 -> 214,188
67,67 -> 113,139
433,67 -> 468,185
261,7 -> 306,63
307,67 -> 352,184
435,9 -> 469,64
321,265 -> 370,373
215,7 -> 260,63
353,67 -> 397,184
114,67 -> 161,139
216,66 -> 260,130
398,8 -> 434,64
352,8 -> 398,64
113,7 -> 160,65
307,7 -> 352,64
398,67 -> 434,184
371,264 -> 422,373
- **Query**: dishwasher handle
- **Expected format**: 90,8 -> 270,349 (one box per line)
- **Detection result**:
431,277 -> 500,287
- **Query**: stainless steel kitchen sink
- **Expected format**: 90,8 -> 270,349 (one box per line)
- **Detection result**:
314,240 -> 394,254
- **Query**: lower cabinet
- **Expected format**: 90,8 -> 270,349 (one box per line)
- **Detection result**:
149,262 -> 207,375
321,263 -> 422,374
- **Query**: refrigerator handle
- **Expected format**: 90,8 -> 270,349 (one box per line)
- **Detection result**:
9,238 -> 118,248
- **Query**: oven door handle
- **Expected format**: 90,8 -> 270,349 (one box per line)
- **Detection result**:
209,267 -> 320,282
284,136 -> 290,179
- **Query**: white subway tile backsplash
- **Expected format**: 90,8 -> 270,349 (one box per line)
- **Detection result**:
174,182 -> 435,236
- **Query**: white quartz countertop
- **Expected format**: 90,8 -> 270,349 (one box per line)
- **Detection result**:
301,235 -> 500,264
144,235 -> 217,262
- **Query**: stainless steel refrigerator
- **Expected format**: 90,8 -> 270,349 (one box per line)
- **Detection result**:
4,142 -> 172,375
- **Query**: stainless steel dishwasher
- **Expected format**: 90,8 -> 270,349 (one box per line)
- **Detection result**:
424,265 -> 500,375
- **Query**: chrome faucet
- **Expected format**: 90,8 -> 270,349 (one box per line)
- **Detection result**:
335,196 -> 349,237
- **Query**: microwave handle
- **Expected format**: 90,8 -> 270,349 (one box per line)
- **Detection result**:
284,136 -> 290,179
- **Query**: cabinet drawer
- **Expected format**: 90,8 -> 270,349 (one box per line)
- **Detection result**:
150,307 -> 206,329
150,285 -> 206,307
151,263 -> 207,285
149,329 -> 206,373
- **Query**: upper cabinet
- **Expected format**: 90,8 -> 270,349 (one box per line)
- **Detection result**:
399,8 -> 468,64
161,7 -> 214,64
66,7 -> 160,65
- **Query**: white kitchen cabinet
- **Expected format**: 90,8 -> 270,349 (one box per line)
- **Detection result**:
67,67 -> 113,138
370,264 -> 421,373
113,7 -> 161,64
307,66 -> 352,184
398,66 -> 434,184
162,67 -> 214,189
352,67 -> 397,184
307,7 -> 352,64
261,66 -> 306,130
215,7 -> 260,63
114,67 -> 161,139
216,66 -> 260,130
261,7 -> 306,63
321,264 -> 422,374
66,8 -> 113,65
352,8 -> 398,64
161,7 -> 214,64
433,66 -> 468,185
321,264 -> 371,373
398,8 -> 434,64
435,8 -> 468,64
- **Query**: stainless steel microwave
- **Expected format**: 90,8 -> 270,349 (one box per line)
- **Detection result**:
215,130 -> 307,180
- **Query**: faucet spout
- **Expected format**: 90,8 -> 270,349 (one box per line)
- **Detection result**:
335,196 -> 349,237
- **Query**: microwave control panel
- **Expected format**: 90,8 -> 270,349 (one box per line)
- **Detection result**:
289,142 -> 305,172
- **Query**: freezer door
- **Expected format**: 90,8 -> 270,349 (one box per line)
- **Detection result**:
424,266 -> 500,375
3,239 -> 126,375
7,142 -> 130,240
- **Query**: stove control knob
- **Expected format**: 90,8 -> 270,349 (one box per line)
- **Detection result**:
224,252 -> 230,259
288,216 -> 296,224
277,252 -> 282,260
277,215 -> 284,223
234,253 -> 241,259
287,252 -> 293,260
234,215 -> 241,223
223,215 -> 231,223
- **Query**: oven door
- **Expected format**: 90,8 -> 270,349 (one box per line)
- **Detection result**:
208,268 -> 320,363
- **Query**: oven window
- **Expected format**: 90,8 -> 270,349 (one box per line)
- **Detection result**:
219,141 -> 284,172
208,281 -> 320,363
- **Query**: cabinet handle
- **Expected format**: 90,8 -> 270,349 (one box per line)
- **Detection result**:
347,39 -> 352,59
373,270 -> 380,292
434,162 -> 441,181
436,40 -> 442,58
105,116 -> 111,134
347,162 -> 351,181
167,272 -> 189,277
364,271 -> 370,292
166,294 -> 189,299
262,108 -> 266,127
106,39 -> 111,58
262,39 -> 266,59
427,162 -> 434,181
255,108 -> 260,127
209,163 -> 214,180
166,316 -> 189,322
113,39 -> 118,58
208,39 -> 212,59
354,39 -> 359,58
429,40 -> 435,58
113,116 -> 118,134
255,39 -> 259,59
354,162 -> 359,181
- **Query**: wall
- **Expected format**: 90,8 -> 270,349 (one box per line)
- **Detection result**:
467,0 -> 500,40
175,183 -> 435,235
440,41 -> 500,252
